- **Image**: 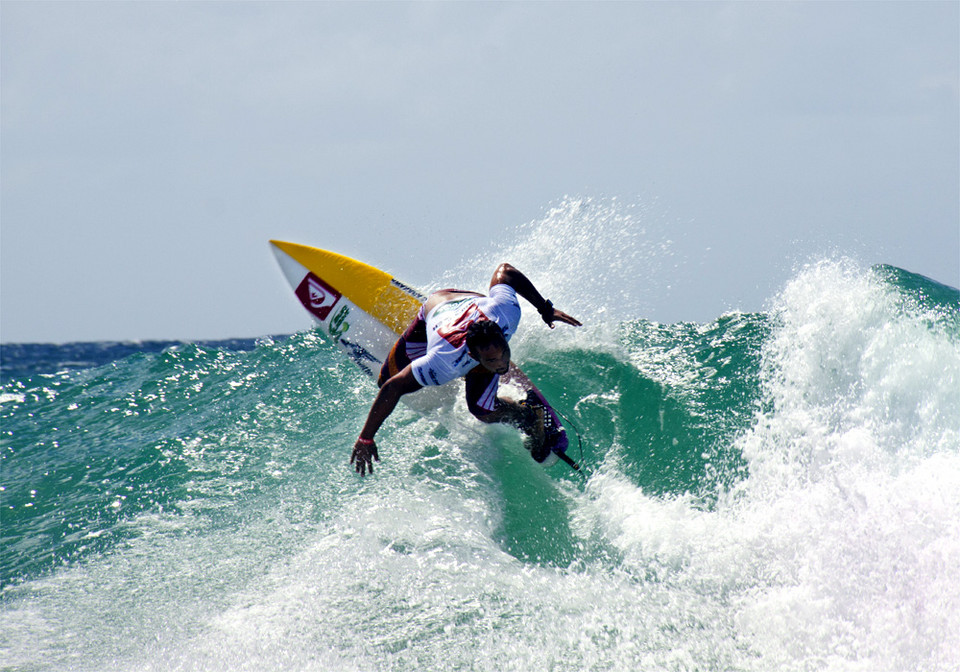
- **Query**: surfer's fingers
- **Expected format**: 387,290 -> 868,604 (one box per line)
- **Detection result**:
552,311 -> 582,327
350,449 -> 364,475
351,443 -> 377,476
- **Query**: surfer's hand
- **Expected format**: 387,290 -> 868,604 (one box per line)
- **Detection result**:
351,438 -> 379,476
544,306 -> 582,329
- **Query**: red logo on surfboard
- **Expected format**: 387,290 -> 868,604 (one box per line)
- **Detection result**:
295,273 -> 342,322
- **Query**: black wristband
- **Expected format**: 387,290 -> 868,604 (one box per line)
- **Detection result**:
539,300 -> 554,324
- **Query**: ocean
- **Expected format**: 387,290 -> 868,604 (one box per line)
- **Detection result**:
2,208 -> 959,670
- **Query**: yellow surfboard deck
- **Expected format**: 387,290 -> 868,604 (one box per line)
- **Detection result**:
270,240 -> 424,335
270,240 -> 430,382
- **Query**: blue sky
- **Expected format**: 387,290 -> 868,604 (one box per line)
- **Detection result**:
2,1 -> 957,343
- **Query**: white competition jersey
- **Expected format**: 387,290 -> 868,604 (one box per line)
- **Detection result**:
410,284 -> 521,387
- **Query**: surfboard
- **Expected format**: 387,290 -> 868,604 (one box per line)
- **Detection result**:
269,240 -> 578,470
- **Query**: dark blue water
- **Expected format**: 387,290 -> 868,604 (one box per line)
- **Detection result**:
1,338 -> 277,385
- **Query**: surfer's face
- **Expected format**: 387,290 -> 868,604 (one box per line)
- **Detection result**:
476,344 -> 510,375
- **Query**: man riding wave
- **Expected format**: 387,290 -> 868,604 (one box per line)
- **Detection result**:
351,263 -> 581,476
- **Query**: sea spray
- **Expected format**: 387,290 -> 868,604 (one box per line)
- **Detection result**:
580,259 -> 959,672
438,195 -> 675,335
2,221 -> 958,672
728,260 -> 960,670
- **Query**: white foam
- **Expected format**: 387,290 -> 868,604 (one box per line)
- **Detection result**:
582,259 -> 960,671
5,258 -> 957,672
439,196 -> 674,338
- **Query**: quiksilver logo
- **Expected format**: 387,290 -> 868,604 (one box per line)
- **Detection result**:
309,283 -> 329,308
295,273 -> 342,322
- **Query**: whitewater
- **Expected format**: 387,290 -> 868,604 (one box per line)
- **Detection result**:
2,199 -> 958,671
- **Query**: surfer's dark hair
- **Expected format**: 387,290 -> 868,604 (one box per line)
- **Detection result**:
465,320 -> 508,358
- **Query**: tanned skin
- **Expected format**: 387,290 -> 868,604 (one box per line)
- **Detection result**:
351,264 -> 581,476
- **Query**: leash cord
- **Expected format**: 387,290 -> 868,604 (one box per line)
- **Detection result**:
553,407 -> 587,479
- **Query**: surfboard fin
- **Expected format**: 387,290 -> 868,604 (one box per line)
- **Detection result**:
557,451 -> 581,471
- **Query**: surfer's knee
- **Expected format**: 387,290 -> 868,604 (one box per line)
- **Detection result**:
469,398 -> 534,427
469,397 -> 507,422
470,404 -> 494,422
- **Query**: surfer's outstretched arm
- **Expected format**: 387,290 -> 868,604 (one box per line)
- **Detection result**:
489,263 -> 582,329
352,365 -> 422,476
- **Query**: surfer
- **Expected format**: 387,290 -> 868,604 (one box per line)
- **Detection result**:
351,263 -> 581,475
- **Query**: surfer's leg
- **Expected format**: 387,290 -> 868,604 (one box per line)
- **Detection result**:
465,369 -> 539,431
464,366 -> 503,419
466,368 -> 552,459
378,307 -> 428,387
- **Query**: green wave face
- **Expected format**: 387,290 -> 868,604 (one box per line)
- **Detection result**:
2,260 -> 957,672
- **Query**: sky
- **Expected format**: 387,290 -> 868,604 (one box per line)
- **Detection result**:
1,1 -> 957,343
